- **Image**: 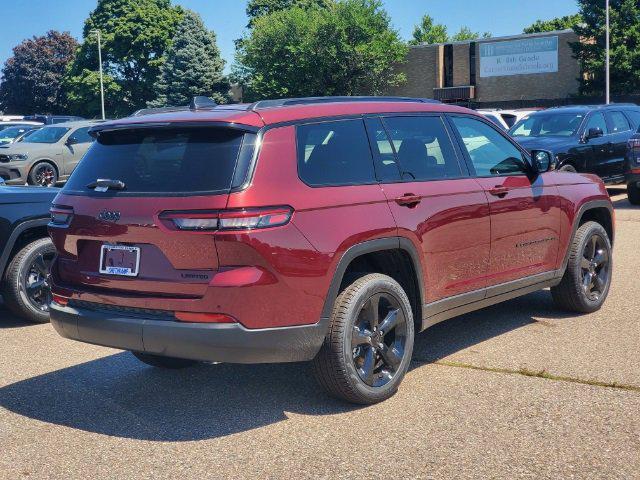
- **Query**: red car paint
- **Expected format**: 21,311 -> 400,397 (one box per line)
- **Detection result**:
48,100 -> 612,334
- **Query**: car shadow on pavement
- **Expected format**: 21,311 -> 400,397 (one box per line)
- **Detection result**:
0,302 -> 39,329
411,289 -> 573,364
0,290 -> 574,442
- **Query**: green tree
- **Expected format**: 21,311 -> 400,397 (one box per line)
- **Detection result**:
450,26 -> 491,42
149,10 -> 229,106
409,15 -> 448,45
0,31 -> 77,114
65,0 -> 183,117
235,0 -> 407,101
573,0 -> 640,96
524,13 -> 583,34
246,0 -> 332,27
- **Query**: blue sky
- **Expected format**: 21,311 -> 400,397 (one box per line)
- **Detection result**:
1,0 -> 579,72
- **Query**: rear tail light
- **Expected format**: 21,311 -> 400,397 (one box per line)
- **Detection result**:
49,205 -> 74,226
160,206 -> 293,232
52,294 -> 69,306
175,312 -> 235,323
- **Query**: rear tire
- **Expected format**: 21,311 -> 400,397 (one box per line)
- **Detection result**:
2,237 -> 55,323
131,351 -> 198,369
559,164 -> 577,173
551,221 -> 612,313
311,273 -> 415,404
627,183 -> 640,205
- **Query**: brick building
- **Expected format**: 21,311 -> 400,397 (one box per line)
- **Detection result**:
388,29 -> 580,107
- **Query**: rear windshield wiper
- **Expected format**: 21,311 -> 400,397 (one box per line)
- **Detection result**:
86,178 -> 126,192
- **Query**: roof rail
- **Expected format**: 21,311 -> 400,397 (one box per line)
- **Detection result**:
548,103 -> 638,110
250,96 -> 440,110
131,106 -> 190,116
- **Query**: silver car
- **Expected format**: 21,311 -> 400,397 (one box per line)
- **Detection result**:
0,120 -> 102,187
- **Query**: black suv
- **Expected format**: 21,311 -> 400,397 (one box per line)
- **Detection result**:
0,180 -> 57,322
509,104 -> 640,184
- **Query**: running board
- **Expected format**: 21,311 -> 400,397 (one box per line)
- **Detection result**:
421,271 -> 561,330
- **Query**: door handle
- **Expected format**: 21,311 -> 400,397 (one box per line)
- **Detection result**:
395,193 -> 421,207
488,186 -> 509,198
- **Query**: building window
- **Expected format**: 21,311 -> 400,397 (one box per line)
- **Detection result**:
444,44 -> 453,87
469,42 -> 476,86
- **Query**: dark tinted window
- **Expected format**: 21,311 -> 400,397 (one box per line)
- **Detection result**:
625,110 -> 640,130
297,119 -> 375,186
451,116 -> 527,176
68,127 -> 93,144
383,116 -> 461,181
64,127 -> 246,195
584,112 -> 608,134
364,117 -> 400,182
607,111 -> 631,133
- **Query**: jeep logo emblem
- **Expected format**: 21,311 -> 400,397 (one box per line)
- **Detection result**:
98,210 -> 121,222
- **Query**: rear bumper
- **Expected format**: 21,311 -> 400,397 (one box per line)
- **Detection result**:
50,303 -> 327,364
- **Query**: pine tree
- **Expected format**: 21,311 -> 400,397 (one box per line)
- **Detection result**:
150,10 -> 229,106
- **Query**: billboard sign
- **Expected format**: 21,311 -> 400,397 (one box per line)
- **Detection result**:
479,36 -> 558,78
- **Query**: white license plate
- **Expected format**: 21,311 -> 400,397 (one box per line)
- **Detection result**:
99,244 -> 140,277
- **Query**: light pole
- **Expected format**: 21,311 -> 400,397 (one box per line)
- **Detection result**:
90,29 -> 105,120
605,0 -> 610,104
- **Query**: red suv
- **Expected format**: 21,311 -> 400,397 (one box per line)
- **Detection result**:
49,97 -> 614,404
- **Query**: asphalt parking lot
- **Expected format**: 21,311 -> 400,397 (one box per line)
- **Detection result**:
1,188 -> 639,479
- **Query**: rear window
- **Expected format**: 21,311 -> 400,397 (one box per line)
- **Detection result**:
64,127 -> 250,195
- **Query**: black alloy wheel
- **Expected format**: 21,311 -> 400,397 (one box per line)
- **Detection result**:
351,292 -> 408,388
551,221 -> 612,313
312,273 -> 415,404
579,233 -> 610,301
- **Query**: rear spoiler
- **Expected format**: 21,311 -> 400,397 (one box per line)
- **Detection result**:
88,121 -> 260,137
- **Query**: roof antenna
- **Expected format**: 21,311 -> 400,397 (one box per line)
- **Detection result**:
190,96 -> 217,110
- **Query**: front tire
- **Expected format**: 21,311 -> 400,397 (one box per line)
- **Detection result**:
131,351 -> 198,369
2,237 -> 55,323
627,183 -> 640,205
551,221 -> 612,313
28,161 -> 58,187
312,273 -> 415,404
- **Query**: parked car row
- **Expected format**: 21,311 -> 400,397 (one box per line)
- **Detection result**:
0,120 -> 102,186
480,104 -> 640,204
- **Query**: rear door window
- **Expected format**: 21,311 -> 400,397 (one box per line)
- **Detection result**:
296,119 -> 375,186
68,127 -> 93,144
63,127 -> 248,195
606,111 -> 631,133
382,116 -> 462,181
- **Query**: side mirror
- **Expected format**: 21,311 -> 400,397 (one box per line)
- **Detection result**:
585,127 -> 603,140
66,137 -> 78,146
531,150 -> 556,173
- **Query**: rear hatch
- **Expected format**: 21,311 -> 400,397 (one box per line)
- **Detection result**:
50,123 -> 258,299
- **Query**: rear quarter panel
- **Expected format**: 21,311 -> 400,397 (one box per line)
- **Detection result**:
223,125 -> 398,326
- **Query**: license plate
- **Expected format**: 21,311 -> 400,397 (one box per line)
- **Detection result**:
99,244 -> 140,277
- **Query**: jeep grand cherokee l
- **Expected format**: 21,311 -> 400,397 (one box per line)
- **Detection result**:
48,96 -> 614,404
